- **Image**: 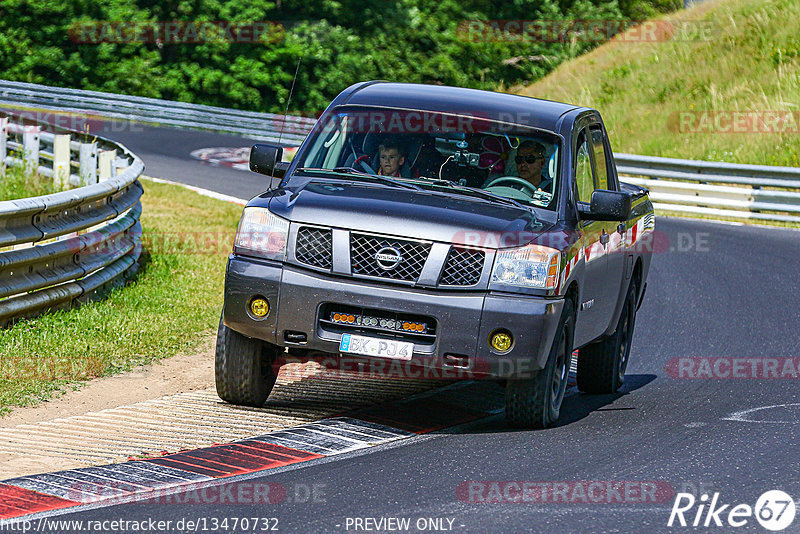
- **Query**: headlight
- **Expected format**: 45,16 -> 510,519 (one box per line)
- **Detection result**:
490,244 -> 560,289
234,207 -> 289,261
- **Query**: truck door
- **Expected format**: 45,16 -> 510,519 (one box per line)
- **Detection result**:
588,124 -> 627,335
572,128 -> 609,346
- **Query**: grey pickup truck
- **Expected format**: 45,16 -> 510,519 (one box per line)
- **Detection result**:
216,82 -> 655,428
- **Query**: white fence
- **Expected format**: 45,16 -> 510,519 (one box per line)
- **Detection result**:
0,112 -> 143,326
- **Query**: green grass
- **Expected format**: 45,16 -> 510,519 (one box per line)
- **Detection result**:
0,180 -> 243,415
513,0 -> 800,167
0,163 -> 60,200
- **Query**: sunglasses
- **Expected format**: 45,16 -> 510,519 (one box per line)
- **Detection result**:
515,154 -> 545,164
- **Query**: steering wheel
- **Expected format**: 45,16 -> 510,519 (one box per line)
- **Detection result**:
353,154 -> 377,174
484,176 -> 538,196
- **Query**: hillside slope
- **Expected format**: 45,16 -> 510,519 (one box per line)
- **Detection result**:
513,0 -> 800,167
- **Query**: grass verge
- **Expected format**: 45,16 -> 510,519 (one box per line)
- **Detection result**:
513,0 -> 800,167
0,164 -> 60,200
0,179 -> 243,416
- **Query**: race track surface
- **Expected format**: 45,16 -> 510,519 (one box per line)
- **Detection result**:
49,126 -> 800,533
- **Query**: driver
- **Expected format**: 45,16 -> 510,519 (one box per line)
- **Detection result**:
515,141 -> 552,192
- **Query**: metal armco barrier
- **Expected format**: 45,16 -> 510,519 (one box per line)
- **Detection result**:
615,153 -> 800,223
0,112 -> 144,326
0,79 -> 316,145
1,79 -> 798,223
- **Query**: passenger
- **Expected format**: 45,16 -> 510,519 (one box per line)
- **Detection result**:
377,142 -> 406,177
515,140 -> 552,191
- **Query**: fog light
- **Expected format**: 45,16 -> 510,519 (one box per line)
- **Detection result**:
250,297 -> 269,318
490,331 -> 513,353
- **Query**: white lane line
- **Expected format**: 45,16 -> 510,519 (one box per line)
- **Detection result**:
722,403 -> 800,423
658,214 -> 800,231
140,175 -> 248,205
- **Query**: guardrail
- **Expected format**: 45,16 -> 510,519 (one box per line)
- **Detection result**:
616,153 -> 800,223
0,112 -> 143,326
0,79 -> 316,146
1,79 -> 798,224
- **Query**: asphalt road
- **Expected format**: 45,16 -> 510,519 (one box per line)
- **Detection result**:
108,123 -> 270,199
51,126 -> 800,533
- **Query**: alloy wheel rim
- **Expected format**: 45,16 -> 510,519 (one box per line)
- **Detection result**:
618,300 -> 633,382
551,333 -> 568,409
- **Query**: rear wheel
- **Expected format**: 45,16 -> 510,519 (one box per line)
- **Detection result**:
215,315 -> 278,406
577,281 -> 638,394
505,299 -> 575,429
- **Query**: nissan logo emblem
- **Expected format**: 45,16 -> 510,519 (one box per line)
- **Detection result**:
375,246 -> 402,270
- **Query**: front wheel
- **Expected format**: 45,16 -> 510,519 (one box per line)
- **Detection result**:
215,315 -> 279,406
577,281 -> 638,394
505,299 -> 575,429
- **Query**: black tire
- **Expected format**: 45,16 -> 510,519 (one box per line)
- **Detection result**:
505,299 -> 575,429
215,315 -> 278,406
577,281 -> 638,394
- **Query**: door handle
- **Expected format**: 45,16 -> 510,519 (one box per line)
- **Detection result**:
600,232 -> 609,246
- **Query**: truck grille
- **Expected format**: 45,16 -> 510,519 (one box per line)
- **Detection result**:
351,234 -> 430,282
295,226 -> 333,269
293,227 -> 484,287
440,247 -> 484,286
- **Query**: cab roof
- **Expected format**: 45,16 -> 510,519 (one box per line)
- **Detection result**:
333,81 -> 585,132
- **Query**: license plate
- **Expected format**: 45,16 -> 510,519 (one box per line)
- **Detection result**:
339,334 -> 413,361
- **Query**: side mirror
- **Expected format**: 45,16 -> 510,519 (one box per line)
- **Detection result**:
577,190 -> 632,221
249,144 -> 283,177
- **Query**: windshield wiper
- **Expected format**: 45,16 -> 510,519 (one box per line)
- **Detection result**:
426,179 -> 528,209
295,167 -> 422,191
332,168 -> 424,191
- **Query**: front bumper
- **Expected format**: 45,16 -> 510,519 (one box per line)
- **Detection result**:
223,255 -> 564,379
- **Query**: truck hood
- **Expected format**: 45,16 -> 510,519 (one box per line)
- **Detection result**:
263,180 -> 552,247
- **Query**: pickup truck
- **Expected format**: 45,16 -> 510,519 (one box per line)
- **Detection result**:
216,82 -> 654,428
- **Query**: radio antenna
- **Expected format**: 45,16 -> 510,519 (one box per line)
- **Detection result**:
277,56 -> 302,148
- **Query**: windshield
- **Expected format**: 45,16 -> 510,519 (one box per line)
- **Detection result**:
294,107 -> 562,210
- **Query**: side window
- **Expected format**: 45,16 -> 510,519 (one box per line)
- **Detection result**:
589,126 -> 609,190
575,132 -> 595,203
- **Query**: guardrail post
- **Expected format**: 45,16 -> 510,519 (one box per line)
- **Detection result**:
0,117 -> 7,169
23,125 -> 40,172
53,134 -> 71,188
115,156 -> 131,174
98,148 -> 116,182
79,141 -> 98,185
0,117 -> 8,169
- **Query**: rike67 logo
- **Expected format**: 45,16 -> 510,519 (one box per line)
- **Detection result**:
668,490 -> 796,531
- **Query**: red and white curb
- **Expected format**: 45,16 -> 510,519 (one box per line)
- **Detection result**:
189,147 -> 298,172
0,382 -> 503,520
